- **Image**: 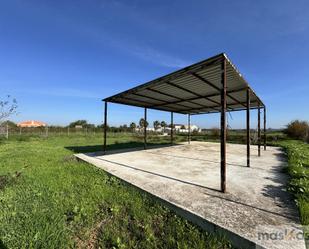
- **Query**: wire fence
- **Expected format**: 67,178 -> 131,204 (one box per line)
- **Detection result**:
0,123 -> 284,144
0,123 -> 8,139
0,125 -> 105,138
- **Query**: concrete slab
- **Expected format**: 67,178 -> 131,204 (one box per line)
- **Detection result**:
75,141 -> 306,249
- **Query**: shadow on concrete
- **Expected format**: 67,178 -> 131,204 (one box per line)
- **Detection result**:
67,142 -> 275,169
145,151 -> 248,168
92,156 -> 221,193
66,141 -> 178,155
74,142 -> 299,222
259,150 -> 300,222
90,155 -> 298,221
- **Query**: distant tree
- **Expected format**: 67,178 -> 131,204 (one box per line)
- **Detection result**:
69,120 -> 88,128
85,123 -> 95,129
181,125 -> 186,129
119,124 -> 128,132
284,120 -> 309,141
97,124 -> 110,130
210,127 -> 220,137
139,118 -> 148,128
153,120 -> 160,130
0,95 -> 17,125
130,122 -> 136,132
192,129 -> 199,136
160,121 -> 167,131
6,120 -> 17,128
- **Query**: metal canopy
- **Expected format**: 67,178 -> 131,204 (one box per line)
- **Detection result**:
102,52 -> 267,193
103,53 -> 264,115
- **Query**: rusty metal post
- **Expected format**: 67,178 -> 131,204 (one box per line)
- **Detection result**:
171,112 -> 174,144
144,107 -> 147,149
246,88 -> 250,167
188,114 -> 191,144
220,58 -> 227,193
263,106 -> 266,150
258,103 -> 261,156
103,101 -> 108,154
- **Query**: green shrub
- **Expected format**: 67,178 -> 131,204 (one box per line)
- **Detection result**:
284,120 -> 309,141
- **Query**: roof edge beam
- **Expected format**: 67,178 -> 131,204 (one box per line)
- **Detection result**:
178,100 -> 260,113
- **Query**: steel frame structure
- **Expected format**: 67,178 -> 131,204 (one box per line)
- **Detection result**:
102,53 -> 266,193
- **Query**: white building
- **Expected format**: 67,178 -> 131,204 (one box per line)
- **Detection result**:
134,124 -> 201,133
174,124 -> 201,133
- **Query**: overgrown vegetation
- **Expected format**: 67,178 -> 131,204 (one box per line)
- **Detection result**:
0,134 -> 231,248
284,120 -> 309,141
273,140 -> 309,225
276,120 -> 309,225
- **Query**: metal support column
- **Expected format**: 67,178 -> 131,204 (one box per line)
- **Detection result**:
258,103 -> 261,156
263,106 -> 266,150
103,101 -> 108,154
144,107 -> 147,150
220,58 -> 227,193
246,88 -> 250,167
171,112 -> 174,144
188,114 -> 191,144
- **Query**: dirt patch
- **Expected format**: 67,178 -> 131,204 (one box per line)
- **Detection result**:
62,155 -> 78,163
0,175 -> 11,190
0,171 -> 22,191
0,174 -> 17,191
75,219 -> 107,249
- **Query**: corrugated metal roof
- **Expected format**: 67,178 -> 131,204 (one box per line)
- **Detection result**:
104,53 -> 264,114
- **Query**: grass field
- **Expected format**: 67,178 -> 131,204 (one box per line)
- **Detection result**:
0,133 -> 231,249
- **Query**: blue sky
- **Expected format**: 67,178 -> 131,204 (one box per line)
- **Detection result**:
1,0 -> 308,129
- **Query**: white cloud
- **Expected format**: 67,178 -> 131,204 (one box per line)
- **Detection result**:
60,3 -> 192,69
123,44 -> 191,68
16,87 -> 102,99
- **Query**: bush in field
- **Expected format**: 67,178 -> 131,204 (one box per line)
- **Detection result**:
192,129 -> 199,136
284,120 -> 309,141
210,127 -> 220,137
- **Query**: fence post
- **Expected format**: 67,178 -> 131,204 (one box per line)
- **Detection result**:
6,121 -> 9,139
